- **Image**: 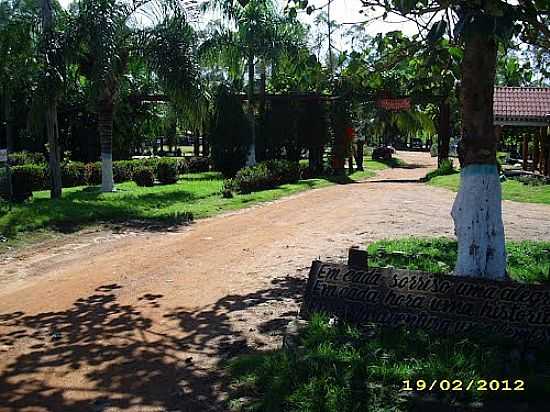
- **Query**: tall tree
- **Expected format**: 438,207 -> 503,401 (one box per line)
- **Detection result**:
0,0 -> 36,153
74,0 -> 132,192
40,0 -> 63,198
203,0 -> 297,166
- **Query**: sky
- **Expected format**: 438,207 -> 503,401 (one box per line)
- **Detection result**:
57,0 -> 420,40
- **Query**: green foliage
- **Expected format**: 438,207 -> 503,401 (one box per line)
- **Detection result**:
84,162 -> 102,185
187,157 -> 210,173
8,151 -> 46,166
155,158 -> 178,185
209,86 -> 252,176
133,166 -> 155,187
62,161 -> 87,187
231,160 -> 300,193
11,164 -> 48,202
112,160 -> 135,183
422,159 -> 457,181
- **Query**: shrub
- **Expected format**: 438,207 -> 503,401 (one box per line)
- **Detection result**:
264,159 -> 300,184
232,160 -> 300,194
155,158 -> 178,184
133,166 -> 155,187
187,156 -> 210,173
8,151 -> 46,166
175,158 -> 189,175
233,163 -> 271,194
62,161 -> 86,187
84,162 -> 102,185
113,160 -> 135,183
11,164 -> 48,202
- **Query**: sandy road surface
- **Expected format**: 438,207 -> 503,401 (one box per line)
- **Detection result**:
1,152 -> 549,411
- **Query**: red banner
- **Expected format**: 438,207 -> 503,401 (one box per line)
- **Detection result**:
376,98 -> 411,111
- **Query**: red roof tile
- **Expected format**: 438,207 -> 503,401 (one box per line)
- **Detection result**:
494,86 -> 550,124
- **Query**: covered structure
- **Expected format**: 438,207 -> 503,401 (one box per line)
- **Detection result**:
493,86 -> 550,175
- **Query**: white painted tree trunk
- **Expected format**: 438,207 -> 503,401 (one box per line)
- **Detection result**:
246,140 -> 256,167
101,152 -> 115,192
451,164 -> 506,279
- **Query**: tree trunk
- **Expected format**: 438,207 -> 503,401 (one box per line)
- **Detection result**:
194,131 -> 200,157
98,106 -> 115,192
533,129 -> 541,171
522,134 -> 529,170
452,31 -> 506,279
41,0 -> 62,199
246,55 -> 256,166
354,140 -> 364,171
46,102 -> 62,198
203,133 -> 210,157
437,98 -> 450,167
4,97 -> 14,152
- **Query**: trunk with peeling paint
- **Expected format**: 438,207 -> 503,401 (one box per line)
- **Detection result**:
98,106 -> 115,192
453,30 -> 506,280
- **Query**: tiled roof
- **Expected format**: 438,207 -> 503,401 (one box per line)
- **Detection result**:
494,86 -> 550,124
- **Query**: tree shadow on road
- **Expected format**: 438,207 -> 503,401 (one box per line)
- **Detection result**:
0,274 -> 306,411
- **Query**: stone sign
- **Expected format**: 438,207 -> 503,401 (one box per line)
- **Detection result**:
302,260 -> 550,345
0,149 -> 6,163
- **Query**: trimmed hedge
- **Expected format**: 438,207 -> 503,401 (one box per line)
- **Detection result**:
9,155 -> 211,194
231,160 -> 300,194
133,166 -> 155,187
156,158 -> 178,184
62,162 -> 87,187
187,157 -> 210,173
11,165 -> 48,202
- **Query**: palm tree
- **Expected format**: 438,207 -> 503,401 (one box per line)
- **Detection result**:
202,0 -> 295,166
141,9 -> 203,141
74,0 -> 134,192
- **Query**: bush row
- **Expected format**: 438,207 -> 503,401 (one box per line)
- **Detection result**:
10,156 -> 210,194
227,160 -> 301,194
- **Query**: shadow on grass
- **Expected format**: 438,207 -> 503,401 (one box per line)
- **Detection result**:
0,273 -> 305,411
1,189 -> 201,237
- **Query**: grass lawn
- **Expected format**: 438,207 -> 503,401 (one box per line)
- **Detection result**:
228,238 -> 550,412
0,160 -> 387,251
429,173 -> 550,205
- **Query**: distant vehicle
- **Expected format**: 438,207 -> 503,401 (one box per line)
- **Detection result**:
372,146 -> 393,161
409,138 -> 425,151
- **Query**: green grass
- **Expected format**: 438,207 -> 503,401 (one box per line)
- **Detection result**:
0,162 -> 387,250
228,238 -> 550,412
367,237 -> 550,283
429,173 -> 550,205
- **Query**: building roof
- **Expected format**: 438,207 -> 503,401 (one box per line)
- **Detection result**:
494,86 -> 550,126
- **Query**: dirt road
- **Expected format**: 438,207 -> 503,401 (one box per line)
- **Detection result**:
1,152 -> 549,411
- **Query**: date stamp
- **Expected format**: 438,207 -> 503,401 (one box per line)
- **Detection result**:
402,379 -> 525,392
